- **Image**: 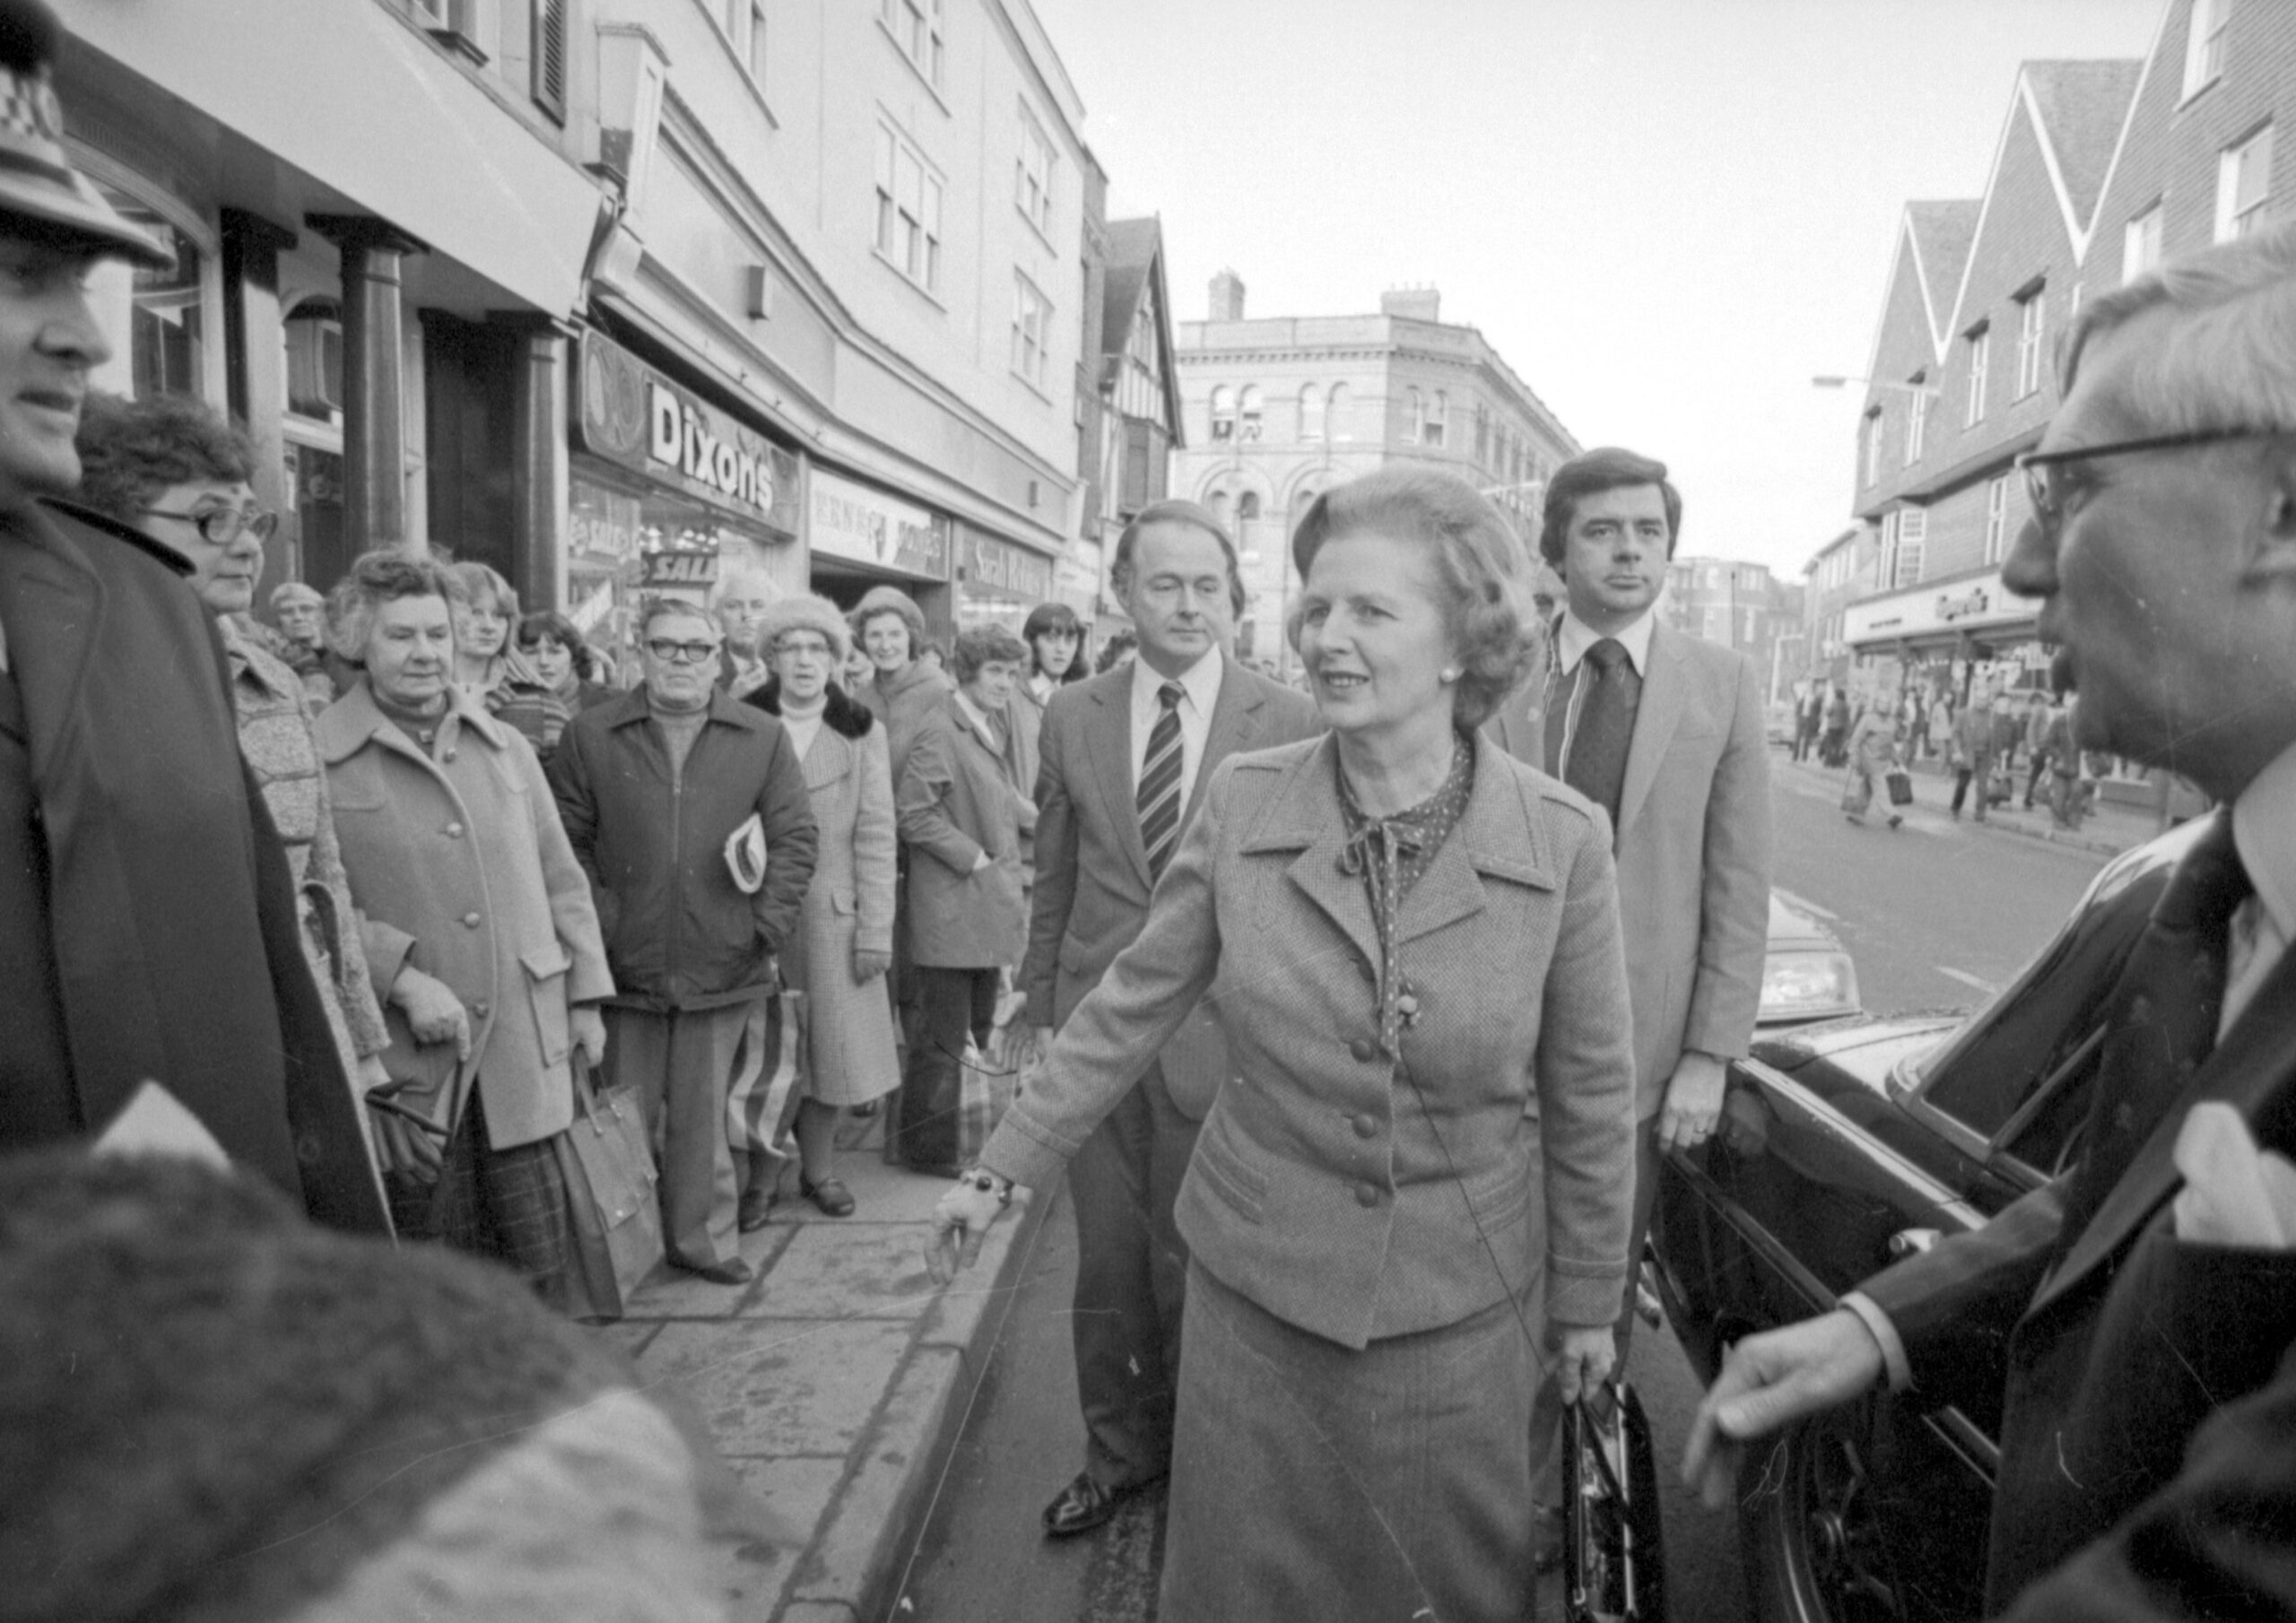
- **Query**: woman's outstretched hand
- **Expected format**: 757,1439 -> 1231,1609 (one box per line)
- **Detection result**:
925,1174 -> 1011,1285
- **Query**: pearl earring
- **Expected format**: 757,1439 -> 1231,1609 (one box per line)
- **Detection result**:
1439,666 -> 1461,683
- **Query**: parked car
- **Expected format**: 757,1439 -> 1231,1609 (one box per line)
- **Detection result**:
1759,891 -> 1860,1028
1648,820 -> 2202,1623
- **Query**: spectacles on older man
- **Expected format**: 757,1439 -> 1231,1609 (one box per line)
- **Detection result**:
646,637 -> 723,664
2015,426 -> 2289,530
141,505 -> 280,545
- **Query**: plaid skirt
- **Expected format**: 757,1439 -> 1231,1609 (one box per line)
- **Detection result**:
387,1091 -> 569,1309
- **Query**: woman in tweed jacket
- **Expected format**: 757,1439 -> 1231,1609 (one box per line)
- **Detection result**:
928,468 -> 1639,1621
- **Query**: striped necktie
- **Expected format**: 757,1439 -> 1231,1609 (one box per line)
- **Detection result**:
1136,681 -> 1186,881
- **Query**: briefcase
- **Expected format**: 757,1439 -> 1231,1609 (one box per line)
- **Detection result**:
1557,1379 -> 1666,1623
1884,768 -> 1914,807
557,1065 -> 665,1323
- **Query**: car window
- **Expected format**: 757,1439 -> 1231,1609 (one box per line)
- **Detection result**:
1912,857 -> 2168,1164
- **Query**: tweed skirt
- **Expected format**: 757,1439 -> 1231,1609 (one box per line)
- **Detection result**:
1159,1259 -> 1540,1623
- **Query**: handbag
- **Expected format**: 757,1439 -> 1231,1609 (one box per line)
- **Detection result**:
558,1065 -> 665,1324
1885,768 -> 1915,807
725,988 -> 809,1163
1557,1380 -> 1666,1623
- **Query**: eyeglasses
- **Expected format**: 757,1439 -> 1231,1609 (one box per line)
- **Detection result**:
774,637 -> 834,659
2015,426 -> 2288,529
141,506 -> 280,545
645,638 -> 723,664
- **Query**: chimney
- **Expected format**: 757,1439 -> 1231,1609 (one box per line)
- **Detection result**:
1208,268 -> 1246,322
1380,285 -> 1441,323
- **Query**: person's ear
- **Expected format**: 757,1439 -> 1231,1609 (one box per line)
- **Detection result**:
2255,448 -> 2296,584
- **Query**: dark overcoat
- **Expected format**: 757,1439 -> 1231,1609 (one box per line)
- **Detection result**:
0,498 -> 386,1232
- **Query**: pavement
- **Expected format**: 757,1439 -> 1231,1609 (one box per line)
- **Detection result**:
589,1113 -> 1044,1623
1776,747 -> 2169,858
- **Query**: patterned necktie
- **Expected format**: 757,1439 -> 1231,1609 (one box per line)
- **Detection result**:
2057,811 -> 2252,1244
1565,638 -> 1639,829
1136,681 -> 1186,881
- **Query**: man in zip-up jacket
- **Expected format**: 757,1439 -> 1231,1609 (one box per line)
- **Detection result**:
550,599 -> 817,1283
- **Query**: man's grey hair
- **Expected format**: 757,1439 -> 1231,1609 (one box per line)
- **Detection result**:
706,564 -> 779,612
2062,220 -> 2296,430
638,595 -> 720,642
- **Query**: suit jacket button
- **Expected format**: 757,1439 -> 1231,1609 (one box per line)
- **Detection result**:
463,912 -> 483,928
470,1000 -> 491,1019
1354,1182 -> 1381,1207
295,1133 -> 323,1167
1352,1114 -> 1378,1139
442,749 -> 457,763
1349,1037 -> 1377,1063
444,821 -> 465,838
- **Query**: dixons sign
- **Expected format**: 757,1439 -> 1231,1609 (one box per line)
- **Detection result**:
576,332 -> 799,537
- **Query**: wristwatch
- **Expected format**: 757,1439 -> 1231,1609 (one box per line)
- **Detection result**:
960,1167 -> 1013,1206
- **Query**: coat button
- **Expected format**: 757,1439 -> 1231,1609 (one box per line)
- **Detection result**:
470,1000 -> 491,1019
463,912 -> 483,929
1352,1114 -> 1378,1139
444,821 -> 465,838
1354,1182 -> 1381,1207
1349,1037 -> 1377,1063
442,749 -> 457,762
295,1133 -> 323,1167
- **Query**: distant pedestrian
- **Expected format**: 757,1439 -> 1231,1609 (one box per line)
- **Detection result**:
745,595 -> 900,1220
549,597 -> 818,1286
1843,690 -> 1903,829
2042,695 -> 2092,829
1948,683 -> 1998,820
2022,690 -> 2052,806
316,551 -> 614,1289
1819,682 -> 1850,766
444,560 -> 524,707
1792,686 -> 1822,761
892,623 -> 1034,1176
0,1 -> 385,1234
269,579 -> 337,707
711,563 -> 778,699
494,609 -> 617,761
850,585 -> 952,794
74,390 -> 394,1200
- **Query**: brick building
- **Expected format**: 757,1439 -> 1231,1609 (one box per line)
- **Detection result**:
1833,0 -> 2296,716
1170,277 -> 1576,673
1661,558 -> 1805,705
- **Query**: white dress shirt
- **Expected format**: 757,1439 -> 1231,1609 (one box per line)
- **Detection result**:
1548,607 -> 1658,777
1845,737 -> 2296,1391
1129,647 -> 1224,811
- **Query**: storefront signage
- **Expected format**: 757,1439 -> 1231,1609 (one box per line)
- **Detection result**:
809,468 -> 950,579
577,332 -> 800,537
1844,567 -> 2040,647
962,530 -> 1055,603
639,550 -> 721,588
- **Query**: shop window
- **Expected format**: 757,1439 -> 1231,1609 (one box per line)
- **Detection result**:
94,186 -> 204,400
285,299 -> 345,422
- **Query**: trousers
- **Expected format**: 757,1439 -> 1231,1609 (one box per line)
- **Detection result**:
1067,1061 -> 1200,1489
603,1002 -> 761,1271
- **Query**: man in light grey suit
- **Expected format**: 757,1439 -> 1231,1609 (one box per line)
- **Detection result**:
1021,498 -> 1319,1537
1488,447 -> 1772,1458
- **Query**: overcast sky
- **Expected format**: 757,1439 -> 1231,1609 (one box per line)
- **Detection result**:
1027,0 -> 2165,578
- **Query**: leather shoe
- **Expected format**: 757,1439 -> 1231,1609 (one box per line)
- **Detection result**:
1041,1471 -> 1155,1538
676,1255 -> 753,1286
737,1185 -> 776,1233
800,1174 -> 856,1217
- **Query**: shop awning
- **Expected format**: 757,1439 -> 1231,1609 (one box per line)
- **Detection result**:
69,1 -> 602,316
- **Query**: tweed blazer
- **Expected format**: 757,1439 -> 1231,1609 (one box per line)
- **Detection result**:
896,691 -> 1031,968
317,682 -> 613,1150
985,732 -> 1639,1350
1019,656 -> 1321,1118
1484,618 -> 1772,1115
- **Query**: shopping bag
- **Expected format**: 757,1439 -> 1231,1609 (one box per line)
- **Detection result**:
1557,1379 -> 1665,1623
1885,768 -> 1915,807
558,1067 -> 665,1323
1839,773 -> 1870,815
725,989 -> 809,1167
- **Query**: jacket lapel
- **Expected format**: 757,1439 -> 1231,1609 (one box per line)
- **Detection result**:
1083,672 -> 1152,890
1398,734 -> 1554,945
1483,641 -> 1554,775
0,513 -> 101,776
1185,655 -> 1265,827
800,723 -> 852,790
1240,735 -> 1381,972
1615,622 -> 1686,839
2031,942 -> 2296,1319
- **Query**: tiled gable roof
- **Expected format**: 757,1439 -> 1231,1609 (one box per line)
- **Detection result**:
1907,200 -> 1982,337
2022,59 -> 2144,234
1100,216 -> 1162,363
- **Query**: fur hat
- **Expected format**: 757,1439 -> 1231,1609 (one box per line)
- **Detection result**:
0,2 -> 170,266
755,591 -> 851,663
848,584 -> 928,651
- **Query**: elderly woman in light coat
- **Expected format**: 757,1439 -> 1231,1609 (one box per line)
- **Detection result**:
316,552 -> 613,1298
744,595 -> 901,1219
927,467 -> 1639,1621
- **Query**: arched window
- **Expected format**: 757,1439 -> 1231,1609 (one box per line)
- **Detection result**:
1326,383 -> 1352,440
1210,385 -> 1236,441
1425,391 -> 1447,448
1237,490 -> 1262,521
1300,384 -> 1324,441
1208,489 -> 1232,525
1405,386 -> 1424,443
1239,385 -> 1263,441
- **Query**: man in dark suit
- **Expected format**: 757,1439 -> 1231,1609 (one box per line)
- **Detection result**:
1686,224 -> 2296,1620
1019,498 -> 1319,1536
1488,448 -> 1773,1336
